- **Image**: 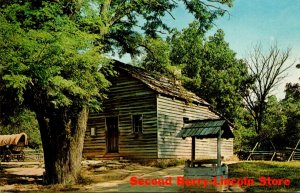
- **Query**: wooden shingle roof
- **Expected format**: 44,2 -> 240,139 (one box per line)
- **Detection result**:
176,119 -> 234,139
113,60 -> 210,106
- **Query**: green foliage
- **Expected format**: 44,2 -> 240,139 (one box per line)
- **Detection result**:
233,109 -> 257,151
135,37 -> 172,74
281,83 -> 300,147
243,43 -> 292,134
236,92 -> 300,151
0,2 -> 111,120
240,88 -> 300,150
194,29 -> 250,120
0,2 -> 113,156
89,0 -> 233,56
139,22 -> 250,122
169,21 -> 204,80
0,110 -> 41,149
235,65 -> 299,152
260,96 -> 287,142
0,0 -> 235,117
0,0 -> 234,185
257,77 -> 300,149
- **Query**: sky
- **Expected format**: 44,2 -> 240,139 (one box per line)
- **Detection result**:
118,0 -> 300,99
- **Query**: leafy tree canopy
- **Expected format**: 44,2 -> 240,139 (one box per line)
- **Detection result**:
0,110 -> 41,149
281,81 -> 300,147
0,0 -> 234,185
0,1 -> 111,184
138,22 -> 250,121
235,65 -> 300,152
134,37 -> 172,74
94,0 -> 233,55
0,2 -> 110,117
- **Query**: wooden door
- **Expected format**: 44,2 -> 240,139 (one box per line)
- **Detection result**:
106,116 -> 119,153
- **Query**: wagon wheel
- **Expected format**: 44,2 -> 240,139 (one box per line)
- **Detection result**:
17,151 -> 25,162
2,149 -> 12,162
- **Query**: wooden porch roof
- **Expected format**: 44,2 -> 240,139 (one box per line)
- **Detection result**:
176,119 -> 234,139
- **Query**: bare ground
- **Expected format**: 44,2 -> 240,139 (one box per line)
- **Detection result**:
0,161 -> 243,192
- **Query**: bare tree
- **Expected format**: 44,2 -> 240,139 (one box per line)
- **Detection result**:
244,43 -> 294,134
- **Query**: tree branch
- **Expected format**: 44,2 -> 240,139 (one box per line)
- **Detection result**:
244,43 -> 293,134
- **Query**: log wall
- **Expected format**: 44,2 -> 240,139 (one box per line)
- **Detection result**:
83,71 -> 158,159
157,95 -> 234,159
83,69 -> 234,160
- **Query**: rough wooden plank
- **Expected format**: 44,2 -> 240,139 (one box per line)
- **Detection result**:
192,136 -> 195,160
157,95 -> 233,159
83,71 -> 158,159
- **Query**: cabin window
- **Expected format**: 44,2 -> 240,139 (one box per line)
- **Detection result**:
90,127 -> 96,136
132,115 -> 143,133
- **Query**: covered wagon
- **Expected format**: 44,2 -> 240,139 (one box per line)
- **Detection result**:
0,132 -> 28,162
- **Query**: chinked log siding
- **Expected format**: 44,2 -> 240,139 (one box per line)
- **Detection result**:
83,71 -> 158,159
157,95 -> 233,159
83,61 -> 234,160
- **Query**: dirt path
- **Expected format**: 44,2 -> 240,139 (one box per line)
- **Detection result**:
0,161 -> 244,192
83,165 -> 185,192
81,161 -> 243,192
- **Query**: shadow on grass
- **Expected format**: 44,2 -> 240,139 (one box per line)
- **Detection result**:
0,170 -> 81,192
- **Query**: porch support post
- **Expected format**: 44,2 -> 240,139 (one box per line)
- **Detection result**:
217,129 -> 222,167
192,136 -> 195,161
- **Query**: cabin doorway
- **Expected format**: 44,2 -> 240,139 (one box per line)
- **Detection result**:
106,116 -> 119,153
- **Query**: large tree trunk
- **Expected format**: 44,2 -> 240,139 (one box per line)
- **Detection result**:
36,107 -> 88,184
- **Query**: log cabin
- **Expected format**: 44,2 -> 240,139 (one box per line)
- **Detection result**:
83,61 -> 234,159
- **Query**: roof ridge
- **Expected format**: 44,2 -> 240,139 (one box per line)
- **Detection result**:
112,60 -> 210,106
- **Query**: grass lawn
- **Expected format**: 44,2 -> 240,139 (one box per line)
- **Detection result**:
228,161 -> 300,192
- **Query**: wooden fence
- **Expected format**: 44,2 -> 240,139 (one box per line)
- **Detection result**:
24,149 -> 44,161
244,139 -> 300,161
